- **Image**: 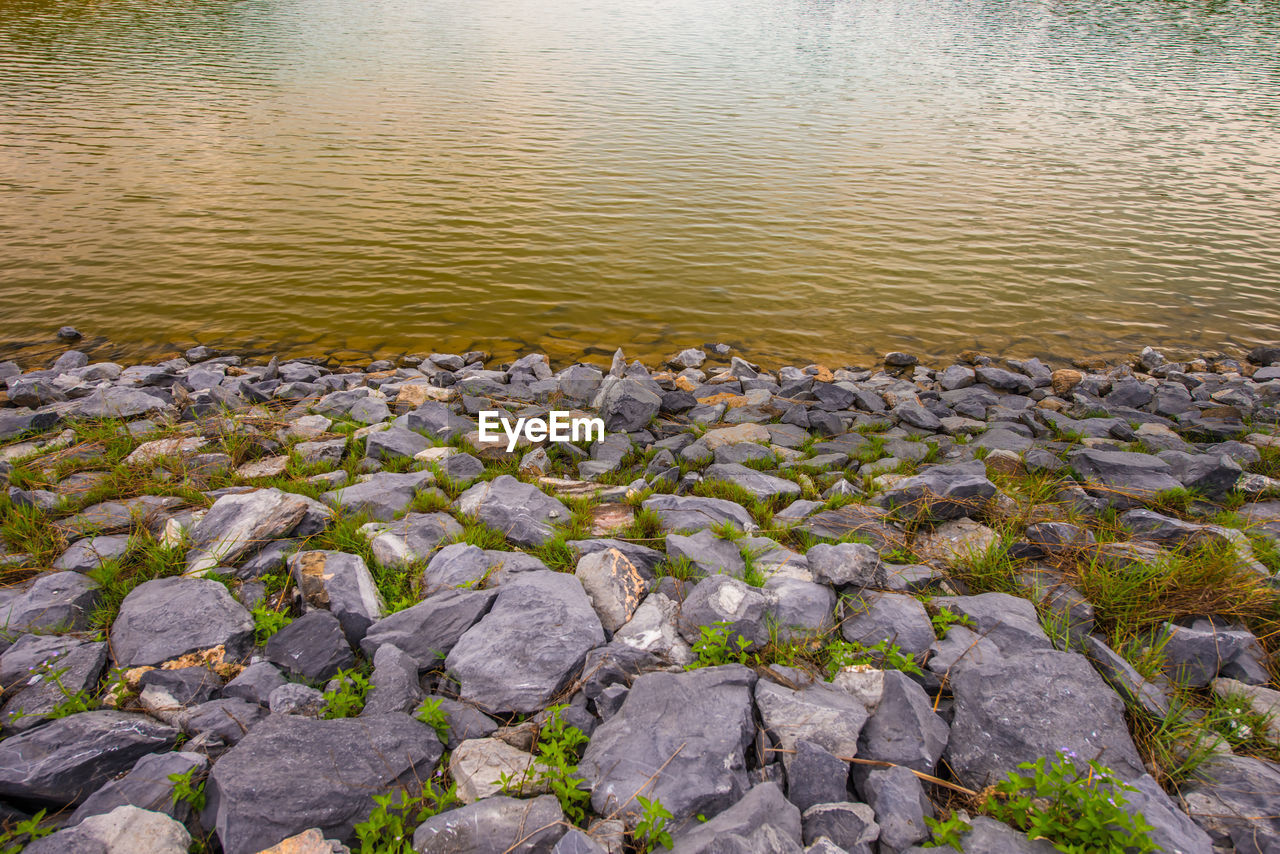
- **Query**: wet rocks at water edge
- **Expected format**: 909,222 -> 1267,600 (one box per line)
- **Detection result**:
0,340 -> 1278,853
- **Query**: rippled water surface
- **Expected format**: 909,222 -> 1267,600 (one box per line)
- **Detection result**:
2,0 -> 1279,367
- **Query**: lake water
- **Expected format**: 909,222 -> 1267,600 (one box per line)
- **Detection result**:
2,0 -> 1279,368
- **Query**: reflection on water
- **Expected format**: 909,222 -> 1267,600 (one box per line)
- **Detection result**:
1,0 -> 1279,367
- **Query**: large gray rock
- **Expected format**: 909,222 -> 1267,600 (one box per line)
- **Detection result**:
931,592 -> 1050,654
579,664 -> 757,824
880,460 -> 997,521
411,794 -> 567,853
67,751 -> 207,825
1182,754 -> 1280,853
641,494 -> 757,533
0,710 -> 178,806
0,571 -> 100,636
362,644 -> 425,716
456,475 -> 571,547
360,588 -> 497,669
58,495 -> 185,539
446,571 -> 605,713
856,669 -> 949,773
321,469 -> 436,520
596,377 -> 662,432
53,535 -> 130,572
110,576 -> 253,667
185,488 -> 311,575
806,542 -> 885,589
860,765 -> 931,851
841,591 -> 934,656
24,804 -> 190,854
765,577 -> 836,641
1,639 -> 106,733
362,511 -> 462,567
1068,449 -> 1183,509
678,575 -> 774,649
705,463 -> 802,501
670,782 -> 803,854
945,649 -> 1144,789
76,387 -> 171,418
265,610 -> 355,683
365,426 -> 430,461
1158,450 -> 1243,500
289,550 -> 385,645
666,529 -> 746,578
755,677 -> 869,770
206,712 -> 443,854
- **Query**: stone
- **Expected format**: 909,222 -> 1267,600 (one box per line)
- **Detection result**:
449,737 -> 539,803
1,639 -> 106,733
880,460 -> 996,521
594,377 -> 661,432
765,577 -> 836,641
1182,754 -> 1280,851
666,528 -> 746,578
641,493 -> 757,533
289,550 -> 385,645
1081,635 -> 1171,718
805,542 -> 884,588
802,802 -> 879,851
185,488 -> 312,575
365,426 -> 430,461
321,470 -> 436,520
1213,678 -> 1280,744
931,592 -> 1050,654
222,661 -> 289,706
945,649 -> 1144,789
235,455 -> 290,479
857,669 -> 949,773
669,782 -> 803,853
53,534 -> 131,572
76,387 -> 171,418
268,683 -> 327,717
59,495 -> 185,538
456,475 -> 571,547
206,713 -> 443,854
265,610 -> 355,683
0,571 -> 100,635
24,804 -> 190,854
411,795 -> 566,853
1157,450 -> 1242,499
360,588 -> 496,669
181,697 -> 269,744
859,765 -> 931,851
705,463 -> 802,500
613,592 -> 694,666
362,511 -> 463,568
703,423 -> 772,450
679,575 -> 774,648
1157,619 -> 1269,687
256,829 -> 352,854
575,548 -> 648,633
1067,448 -> 1183,508
296,437 -> 347,466
841,591 -> 935,657
580,665 -> 757,824
446,571 -> 605,714
124,436 -> 208,466
0,711 -> 178,806
68,751 -> 207,825
110,576 -> 253,667
552,829 -> 609,854
756,677 -> 868,772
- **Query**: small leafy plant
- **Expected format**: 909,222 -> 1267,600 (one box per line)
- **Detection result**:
529,704 -> 592,824
169,766 -> 207,812
323,668 -> 371,719
922,812 -> 970,850
824,639 -> 922,678
686,622 -> 753,670
251,602 -> 292,646
632,794 -> 674,852
0,809 -> 53,854
415,697 -> 451,743
353,780 -> 459,854
983,752 -> 1157,853
929,606 -> 973,638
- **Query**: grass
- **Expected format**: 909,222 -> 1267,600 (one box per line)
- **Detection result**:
1250,444 -> 1280,479
86,533 -> 187,632
447,515 -> 509,550
0,496 -> 68,571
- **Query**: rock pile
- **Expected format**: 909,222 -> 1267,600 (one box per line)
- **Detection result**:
0,341 -> 1279,852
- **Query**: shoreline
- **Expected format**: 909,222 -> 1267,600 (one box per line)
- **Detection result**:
0,336 -> 1279,851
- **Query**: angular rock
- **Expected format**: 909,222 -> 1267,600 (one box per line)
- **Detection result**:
53,535 -> 131,572
755,677 -> 869,771
289,550 -> 385,646
321,470 -> 435,521
456,475 -> 570,548
360,588 -> 496,669
362,511 -> 463,568
802,802 -> 879,851
859,765 -> 931,851
0,571 -> 100,635
575,548 -> 648,633
1068,448 -> 1183,509
806,542 -> 884,588
931,592 -> 1050,654
412,794 -> 566,853
670,782 -> 803,853
765,577 -> 836,641
110,576 -> 253,667
841,591 -> 935,657
678,575 -> 774,649
68,751 -> 207,826
222,661 -> 289,706
666,529 -> 746,578
449,737 -> 539,803
856,669 -> 948,773
880,460 -> 996,521
362,644 -> 424,716
705,463 -> 802,501
641,494 -> 757,533
1,639 -> 106,733
186,488 -> 311,575
596,377 -> 661,432
265,610 -> 355,683
24,804 -> 190,854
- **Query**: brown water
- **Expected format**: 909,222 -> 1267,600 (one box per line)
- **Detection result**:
2,0 -> 1279,368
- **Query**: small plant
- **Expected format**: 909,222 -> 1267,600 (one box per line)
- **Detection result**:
529,704 -> 592,824
922,813 -> 970,850
353,780 -> 459,854
169,766 -> 207,812
0,809 -> 54,854
686,622 -> 753,670
824,639 -> 922,678
322,668 -> 371,719
983,752 -> 1157,853
929,606 -> 973,638
632,794 -> 674,852
8,663 -> 98,723
251,602 -> 292,646
415,697 -> 451,743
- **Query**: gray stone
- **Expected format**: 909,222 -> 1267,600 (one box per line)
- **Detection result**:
580,664 -> 757,824
666,529 -> 745,578
0,710 -> 178,806
265,610 -> 355,683
440,451 -> 485,482
1,633 -> 86,694
806,542 -> 885,589
802,802 -> 879,851
1157,450 -> 1242,500
679,575 -> 774,648
53,535 -> 130,572
931,592 -> 1050,654
575,548 -> 649,633
765,577 -> 836,641
456,475 -> 571,547
268,682 -> 327,716
295,437 -> 347,466
1068,448 -> 1183,509
365,426 -> 429,461
76,387 -> 171,418
670,782 -> 803,854
0,571 -> 100,635
110,576 -> 253,667
362,511 -> 463,568
362,644 -> 424,715
24,804 -> 190,854
1182,754 -> 1280,852
186,488 -> 312,575
705,463 -> 802,500
857,669 -> 948,773
641,493 -> 757,533
841,591 -> 934,657
756,677 -> 868,774
411,794 -> 566,853
880,460 -> 996,521
975,366 -> 1033,394
360,588 -> 496,669
447,571 -> 604,714
321,469 -> 436,520
222,661 -> 288,706
59,495 -> 185,538
181,697 -> 269,744
859,765 -> 931,851
207,712 -> 443,854
1,639 -> 106,733
945,649 -> 1144,789
552,829 -> 608,854
68,751 -> 207,826
596,377 -> 662,432
289,550 -> 385,645
1157,618 -> 1269,687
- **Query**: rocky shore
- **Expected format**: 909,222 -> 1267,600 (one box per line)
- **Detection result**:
1,338 -> 1279,853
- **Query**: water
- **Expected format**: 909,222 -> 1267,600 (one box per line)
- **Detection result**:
2,0 -> 1279,368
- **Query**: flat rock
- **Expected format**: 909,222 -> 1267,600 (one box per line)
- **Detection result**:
186,488 -> 311,575
24,804 -> 190,854
360,588 -> 496,669
671,782 -> 803,854
575,548 -> 648,633
53,535 -> 131,572
0,571 -> 100,636
705,463 -> 802,501
362,511 -> 463,567
806,542 -> 885,588
841,591 -> 935,656
110,576 -> 253,667
265,610 -> 355,683
880,460 -> 997,521
1068,448 -> 1183,509
449,737 -> 540,803
456,475 -> 571,547
678,574 -> 774,648
666,528 -> 746,578
321,470 -> 435,521
641,494 -> 757,533
206,712 -> 443,854
289,550 -> 385,645
68,751 -> 207,826
755,677 -> 869,770
411,794 -> 566,853
446,570 -> 605,714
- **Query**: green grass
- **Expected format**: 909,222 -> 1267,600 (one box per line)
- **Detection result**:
86,533 -> 187,632
0,496 -> 68,570
1250,445 -> 1280,479
448,515 -> 509,550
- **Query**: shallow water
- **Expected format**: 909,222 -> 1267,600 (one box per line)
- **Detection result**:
2,0 -> 1279,368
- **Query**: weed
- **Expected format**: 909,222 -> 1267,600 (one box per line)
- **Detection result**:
169,766 -> 207,812
322,668 -> 371,719
415,697 -> 451,743
449,515 -> 509,550
529,704 -> 592,824
251,602 -> 292,646
353,779 -> 459,854
0,809 -> 53,854
632,794 -> 675,852
823,639 -> 922,678
929,606 -> 974,638
687,622 -> 753,669
922,813 -> 970,850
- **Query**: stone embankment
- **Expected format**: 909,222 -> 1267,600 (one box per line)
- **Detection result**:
0,339 -> 1279,853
